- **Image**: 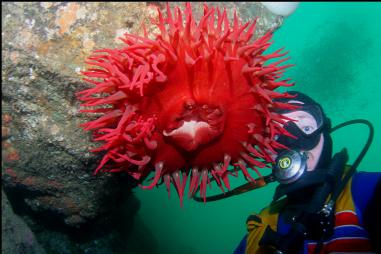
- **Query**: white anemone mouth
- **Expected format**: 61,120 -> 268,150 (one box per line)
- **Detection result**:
163,120 -> 210,138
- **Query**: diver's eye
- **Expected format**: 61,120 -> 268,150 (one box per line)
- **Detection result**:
302,126 -> 314,134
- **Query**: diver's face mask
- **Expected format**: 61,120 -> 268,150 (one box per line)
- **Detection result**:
273,105 -> 326,184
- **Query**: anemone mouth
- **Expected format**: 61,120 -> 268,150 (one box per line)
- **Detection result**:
162,101 -> 226,152
163,119 -> 223,151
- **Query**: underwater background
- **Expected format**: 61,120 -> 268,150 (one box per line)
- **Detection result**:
2,2 -> 381,254
134,2 -> 381,254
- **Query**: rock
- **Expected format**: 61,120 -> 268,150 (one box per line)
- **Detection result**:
1,2 -> 153,77
2,2 -> 144,229
2,189 -> 47,254
1,49 -> 128,227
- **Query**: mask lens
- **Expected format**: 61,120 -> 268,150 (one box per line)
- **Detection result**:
303,105 -> 323,132
288,104 -> 324,137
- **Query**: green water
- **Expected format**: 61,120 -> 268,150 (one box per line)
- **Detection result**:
134,3 -> 381,254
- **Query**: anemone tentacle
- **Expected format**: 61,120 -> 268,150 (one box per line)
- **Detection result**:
78,3 -> 296,205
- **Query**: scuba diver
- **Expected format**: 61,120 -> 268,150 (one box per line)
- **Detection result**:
233,91 -> 381,254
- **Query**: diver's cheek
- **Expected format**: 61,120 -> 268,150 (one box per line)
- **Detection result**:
306,151 -> 315,171
306,134 -> 324,171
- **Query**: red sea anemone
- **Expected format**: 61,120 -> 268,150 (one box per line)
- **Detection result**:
77,3 -> 295,205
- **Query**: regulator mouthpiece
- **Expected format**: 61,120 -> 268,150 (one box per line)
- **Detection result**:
273,150 -> 308,184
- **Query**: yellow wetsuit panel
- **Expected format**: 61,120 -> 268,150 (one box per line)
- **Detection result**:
245,198 -> 287,254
